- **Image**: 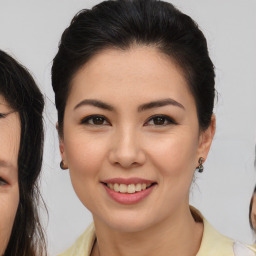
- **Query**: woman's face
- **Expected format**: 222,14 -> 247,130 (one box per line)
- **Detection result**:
251,193 -> 256,230
60,46 -> 215,232
0,95 -> 20,254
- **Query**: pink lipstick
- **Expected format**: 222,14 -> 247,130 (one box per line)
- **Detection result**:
101,177 -> 157,205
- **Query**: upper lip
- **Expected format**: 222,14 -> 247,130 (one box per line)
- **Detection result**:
101,177 -> 156,185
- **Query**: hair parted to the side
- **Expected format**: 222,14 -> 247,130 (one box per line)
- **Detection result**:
52,0 -> 215,137
0,50 -> 46,256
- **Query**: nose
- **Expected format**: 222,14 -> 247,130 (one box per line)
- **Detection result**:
108,127 -> 146,169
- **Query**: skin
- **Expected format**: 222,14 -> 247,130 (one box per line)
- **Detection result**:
0,95 -> 20,255
60,46 -> 215,256
251,193 -> 256,230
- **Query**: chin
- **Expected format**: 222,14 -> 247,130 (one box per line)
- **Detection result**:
109,221 -> 152,233
95,209 -> 157,233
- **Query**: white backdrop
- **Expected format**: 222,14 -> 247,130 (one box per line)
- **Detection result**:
0,1 -> 256,255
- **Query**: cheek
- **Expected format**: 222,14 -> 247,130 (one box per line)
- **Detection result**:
146,130 -> 199,178
65,133 -> 109,175
64,132 -> 110,203
0,185 -> 19,253
144,133 -> 199,214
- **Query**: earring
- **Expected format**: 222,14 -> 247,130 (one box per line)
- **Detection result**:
60,160 -> 67,170
197,157 -> 204,173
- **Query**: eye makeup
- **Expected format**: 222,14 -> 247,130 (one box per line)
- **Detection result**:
79,113 -> 179,128
0,111 -> 16,118
80,114 -> 111,126
0,176 -> 8,186
144,114 -> 178,126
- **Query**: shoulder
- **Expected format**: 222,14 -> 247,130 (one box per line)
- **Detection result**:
200,220 -> 255,255
58,224 -> 95,256
191,207 -> 256,256
233,242 -> 256,256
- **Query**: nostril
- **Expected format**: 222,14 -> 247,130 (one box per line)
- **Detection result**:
108,144 -> 146,168
115,161 -> 142,169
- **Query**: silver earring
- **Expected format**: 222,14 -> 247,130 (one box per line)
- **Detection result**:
197,157 -> 204,173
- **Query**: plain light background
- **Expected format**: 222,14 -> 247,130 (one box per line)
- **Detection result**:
0,0 -> 256,255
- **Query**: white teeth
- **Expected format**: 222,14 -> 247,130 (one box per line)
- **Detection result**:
114,183 -> 119,192
142,183 -> 147,190
135,183 -> 142,191
127,184 -> 136,193
119,184 -> 127,193
106,182 -> 152,194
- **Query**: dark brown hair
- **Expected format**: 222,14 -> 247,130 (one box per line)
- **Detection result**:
0,50 -> 46,256
52,0 -> 215,136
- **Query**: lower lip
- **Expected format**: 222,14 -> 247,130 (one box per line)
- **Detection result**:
103,184 -> 155,205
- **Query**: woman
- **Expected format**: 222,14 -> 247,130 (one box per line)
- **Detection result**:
52,0 -> 255,255
249,147 -> 256,234
249,185 -> 256,232
0,50 -> 46,256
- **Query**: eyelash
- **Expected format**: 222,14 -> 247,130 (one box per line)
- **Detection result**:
80,115 -> 110,126
145,114 -> 178,126
0,177 -> 8,186
0,113 -> 8,118
80,114 -> 177,127
0,111 -> 15,118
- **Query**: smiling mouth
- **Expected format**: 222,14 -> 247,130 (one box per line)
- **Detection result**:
102,182 -> 156,194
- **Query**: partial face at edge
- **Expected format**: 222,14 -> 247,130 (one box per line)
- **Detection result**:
251,193 -> 256,231
60,46 -> 215,232
0,95 -> 20,254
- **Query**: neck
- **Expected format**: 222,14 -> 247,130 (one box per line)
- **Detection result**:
92,206 -> 203,256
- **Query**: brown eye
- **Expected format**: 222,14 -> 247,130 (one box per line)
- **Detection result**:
92,116 -> 105,125
145,115 -> 177,126
81,115 -> 110,126
153,116 -> 166,125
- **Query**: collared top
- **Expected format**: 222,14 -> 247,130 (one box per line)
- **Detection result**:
58,208 -> 256,256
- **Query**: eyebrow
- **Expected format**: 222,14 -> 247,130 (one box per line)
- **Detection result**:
74,98 -> 185,112
74,99 -> 114,111
138,98 -> 185,112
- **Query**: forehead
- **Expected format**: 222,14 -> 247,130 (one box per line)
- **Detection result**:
68,46 -> 195,108
0,98 -> 20,175
0,95 -> 9,107
74,46 -> 185,84
0,94 -> 20,129
0,94 -> 16,112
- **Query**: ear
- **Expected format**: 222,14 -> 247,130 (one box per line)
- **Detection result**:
56,122 -> 68,166
197,115 -> 216,162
